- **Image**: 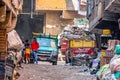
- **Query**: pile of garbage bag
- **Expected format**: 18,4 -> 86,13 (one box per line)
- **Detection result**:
60,25 -> 95,40
72,54 -> 92,66
109,45 -> 120,79
96,45 -> 120,80
7,30 -> 23,65
96,64 -> 109,79
96,64 -> 117,80
8,30 -> 23,51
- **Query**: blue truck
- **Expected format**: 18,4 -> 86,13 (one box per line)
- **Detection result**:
32,33 -> 59,65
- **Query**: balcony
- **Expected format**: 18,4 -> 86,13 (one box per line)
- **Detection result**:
87,1 -> 119,31
105,0 -> 120,13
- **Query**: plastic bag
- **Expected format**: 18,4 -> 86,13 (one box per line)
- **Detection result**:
102,69 -> 116,80
96,64 -> 109,79
114,45 -> 120,54
7,30 -> 24,51
110,58 -> 120,73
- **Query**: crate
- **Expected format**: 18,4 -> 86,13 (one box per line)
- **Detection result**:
0,60 -> 14,80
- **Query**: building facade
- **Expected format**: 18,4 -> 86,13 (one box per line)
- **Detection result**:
86,0 -> 120,49
35,0 -> 87,34
87,0 -> 120,39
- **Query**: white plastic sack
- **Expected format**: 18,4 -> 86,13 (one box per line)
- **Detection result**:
7,30 -> 23,51
102,69 -> 116,80
96,64 -> 109,79
110,58 -> 120,73
16,50 -> 22,63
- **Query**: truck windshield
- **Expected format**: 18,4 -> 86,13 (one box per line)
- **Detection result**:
37,38 -> 56,48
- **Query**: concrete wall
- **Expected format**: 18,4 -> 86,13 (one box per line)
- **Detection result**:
44,11 -> 74,34
15,14 -> 44,41
62,10 -> 85,19
15,0 -> 42,41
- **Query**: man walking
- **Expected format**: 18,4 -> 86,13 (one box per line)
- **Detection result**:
31,38 -> 39,64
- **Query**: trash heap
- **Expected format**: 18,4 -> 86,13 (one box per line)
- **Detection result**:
109,45 -> 120,79
60,25 -> 95,40
72,54 -> 92,66
58,25 -> 96,70
7,30 -> 23,67
97,41 -> 120,80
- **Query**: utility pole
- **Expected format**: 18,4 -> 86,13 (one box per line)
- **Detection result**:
31,0 -> 33,18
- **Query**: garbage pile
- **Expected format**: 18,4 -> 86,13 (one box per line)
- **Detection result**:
72,54 -> 92,66
109,45 -> 120,79
58,25 -> 96,64
60,25 -> 95,40
96,64 -> 117,80
7,30 -> 23,67
97,44 -> 120,80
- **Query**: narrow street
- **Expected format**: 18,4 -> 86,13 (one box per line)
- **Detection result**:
1,0 -> 120,80
18,61 -> 96,80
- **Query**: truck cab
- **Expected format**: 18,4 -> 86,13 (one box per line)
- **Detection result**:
32,33 -> 58,65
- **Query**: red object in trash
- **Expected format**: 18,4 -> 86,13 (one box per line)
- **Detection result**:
60,39 -> 69,53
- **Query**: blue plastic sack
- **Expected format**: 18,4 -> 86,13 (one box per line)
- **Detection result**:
114,45 -> 120,54
114,72 -> 120,79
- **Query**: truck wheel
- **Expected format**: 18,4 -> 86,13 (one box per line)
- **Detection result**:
52,61 -> 57,65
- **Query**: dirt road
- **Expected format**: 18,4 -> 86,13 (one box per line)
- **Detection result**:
18,61 -> 96,80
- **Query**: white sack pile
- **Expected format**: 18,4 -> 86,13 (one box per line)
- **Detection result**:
7,30 -> 23,51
